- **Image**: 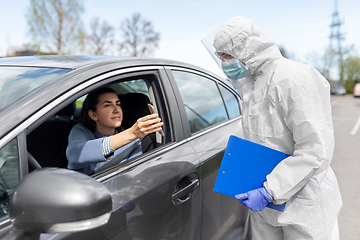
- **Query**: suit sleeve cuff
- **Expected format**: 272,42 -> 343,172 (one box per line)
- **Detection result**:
102,136 -> 114,159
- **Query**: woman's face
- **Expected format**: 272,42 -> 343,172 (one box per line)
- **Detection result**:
88,92 -> 122,135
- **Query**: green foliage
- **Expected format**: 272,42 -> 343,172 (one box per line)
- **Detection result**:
344,80 -> 355,94
279,46 -> 288,58
344,56 -> 360,93
345,56 -> 360,81
278,46 -> 295,60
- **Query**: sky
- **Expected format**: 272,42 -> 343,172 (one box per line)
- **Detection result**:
1,0 -> 359,77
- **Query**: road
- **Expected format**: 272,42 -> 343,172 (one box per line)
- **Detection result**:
330,95 -> 360,240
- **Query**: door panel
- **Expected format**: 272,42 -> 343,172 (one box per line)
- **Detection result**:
48,141 -> 201,240
189,121 -> 249,240
167,67 -> 249,239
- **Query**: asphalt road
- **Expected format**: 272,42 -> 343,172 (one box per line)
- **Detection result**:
330,94 -> 360,240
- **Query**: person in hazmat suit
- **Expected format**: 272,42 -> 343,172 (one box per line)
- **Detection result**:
202,16 -> 342,239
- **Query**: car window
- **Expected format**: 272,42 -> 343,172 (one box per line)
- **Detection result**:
0,138 -> 20,219
118,79 -> 149,96
26,77 -> 161,175
171,70 -> 228,134
218,84 -> 241,119
74,79 -> 151,112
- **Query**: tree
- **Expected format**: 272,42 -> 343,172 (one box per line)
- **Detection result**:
278,45 -> 294,60
345,56 -> 360,81
26,0 -> 84,55
5,43 -> 41,57
344,56 -> 360,93
338,45 -> 355,84
86,17 -> 115,55
118,13 -> 160,57
307,46 -> 337,81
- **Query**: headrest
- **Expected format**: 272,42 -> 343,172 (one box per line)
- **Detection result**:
56,102 -> 76,116
118,93 -> 151,129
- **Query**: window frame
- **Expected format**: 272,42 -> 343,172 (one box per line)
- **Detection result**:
217,80 -> 242,119
24,68 -> 175,176
17,131 -> 28,179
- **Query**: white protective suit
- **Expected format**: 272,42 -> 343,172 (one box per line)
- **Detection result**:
211,17 -> 342,239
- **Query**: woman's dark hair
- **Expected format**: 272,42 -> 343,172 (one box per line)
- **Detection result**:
81,87 -> 118,132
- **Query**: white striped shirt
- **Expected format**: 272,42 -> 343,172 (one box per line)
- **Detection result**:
102,136 -> 114,159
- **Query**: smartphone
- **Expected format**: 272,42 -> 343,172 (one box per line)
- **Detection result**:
147,103 -> 165,136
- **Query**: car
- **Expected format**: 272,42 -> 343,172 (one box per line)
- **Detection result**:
330,85 -> 346,95
353,83 -> 360,98
0,56 -> 250,240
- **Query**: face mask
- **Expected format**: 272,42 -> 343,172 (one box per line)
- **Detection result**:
221,58 -> 249,80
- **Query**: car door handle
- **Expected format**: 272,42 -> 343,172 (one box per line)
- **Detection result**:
172,178 -> 199,205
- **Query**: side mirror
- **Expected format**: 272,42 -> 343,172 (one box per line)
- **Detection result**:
6,168 -> 112,239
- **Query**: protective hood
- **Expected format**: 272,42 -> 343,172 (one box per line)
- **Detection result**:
202,16 -> 282,79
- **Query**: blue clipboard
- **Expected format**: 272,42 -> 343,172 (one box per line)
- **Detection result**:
214,135 -> 289,212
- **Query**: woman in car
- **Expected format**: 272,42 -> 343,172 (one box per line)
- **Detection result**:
66,87 -> 163,175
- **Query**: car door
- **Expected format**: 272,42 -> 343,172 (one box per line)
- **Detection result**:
166,68 -> 250,240
19,67 -> 202,240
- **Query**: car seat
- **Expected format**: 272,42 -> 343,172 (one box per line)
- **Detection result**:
27,102 -> 78,169
118,93 -> 157,153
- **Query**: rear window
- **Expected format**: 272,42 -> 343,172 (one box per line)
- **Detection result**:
0,67 -> 71,111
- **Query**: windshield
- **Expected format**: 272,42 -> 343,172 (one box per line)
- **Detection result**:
0,67 -> 72,111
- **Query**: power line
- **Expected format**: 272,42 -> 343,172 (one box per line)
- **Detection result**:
329,0 -> 345,52
329,0 -> 346,82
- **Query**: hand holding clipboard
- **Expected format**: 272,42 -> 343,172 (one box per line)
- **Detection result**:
213,135 -> 287,212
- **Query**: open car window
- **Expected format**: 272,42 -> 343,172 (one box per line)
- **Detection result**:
26,75 -> 166,176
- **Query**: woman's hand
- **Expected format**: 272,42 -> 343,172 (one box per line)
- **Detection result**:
110,114 -> 163,151
130,114 -> 164,138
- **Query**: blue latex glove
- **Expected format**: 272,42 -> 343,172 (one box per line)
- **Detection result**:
235,187 -> 273,211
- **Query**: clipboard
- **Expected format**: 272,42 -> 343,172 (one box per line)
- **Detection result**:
214,135 -> 289,211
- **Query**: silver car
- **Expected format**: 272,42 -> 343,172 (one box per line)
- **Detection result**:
0,56 -> 250,240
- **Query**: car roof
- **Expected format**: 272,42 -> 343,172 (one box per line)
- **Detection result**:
0,55 -> 203,70
0,55 -> 121,69
0,55 -> 226,84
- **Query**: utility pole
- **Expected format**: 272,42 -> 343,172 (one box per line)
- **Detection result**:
329,0 -> 345,83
